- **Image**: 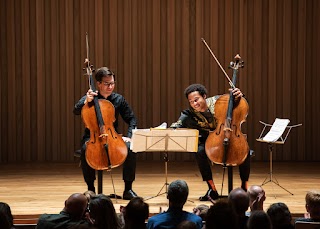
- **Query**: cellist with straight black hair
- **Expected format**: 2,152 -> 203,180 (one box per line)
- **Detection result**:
74,64 -> 139,200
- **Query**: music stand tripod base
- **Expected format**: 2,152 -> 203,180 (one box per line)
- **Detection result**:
260,143 -> 293,196
144,152 -> 169,201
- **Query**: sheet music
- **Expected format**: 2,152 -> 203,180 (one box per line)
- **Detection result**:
262,118 -> 290,142
130,128 -> 199,152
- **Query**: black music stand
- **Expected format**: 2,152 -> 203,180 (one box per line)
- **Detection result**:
256,119 -> 302,196
131,128 -> 199,201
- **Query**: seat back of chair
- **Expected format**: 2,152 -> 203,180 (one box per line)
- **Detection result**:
295,221 -> 320,229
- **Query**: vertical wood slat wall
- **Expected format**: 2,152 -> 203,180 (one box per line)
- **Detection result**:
0,0 -> 319,162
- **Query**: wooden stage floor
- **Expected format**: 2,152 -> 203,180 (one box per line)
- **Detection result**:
1,160 -> 319,218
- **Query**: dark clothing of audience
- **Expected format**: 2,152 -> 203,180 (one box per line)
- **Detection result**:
36,211 -> 89,229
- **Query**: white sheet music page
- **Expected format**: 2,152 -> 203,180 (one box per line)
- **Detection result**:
262,118 -> 290,142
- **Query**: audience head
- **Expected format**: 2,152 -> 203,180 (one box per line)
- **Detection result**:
229,187 -> 250,216
63,193 -> 88,220
247,210 -> 272,229
0,202 -> 13,228
305,190 -> 320,219
88,194 -> 119,229
177,220 -> 197,229
205,198 -> 238,229
247,185 -> 266,211
267,202 -> 293,229
0,211 -> 11,229
193,204 -> 209,221
123,197 -> 149,229
167,180 -> 189,208
83,190 -> 96,202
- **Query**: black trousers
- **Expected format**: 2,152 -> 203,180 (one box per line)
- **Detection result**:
195,143 -> 250,182
80,141 -> 136,185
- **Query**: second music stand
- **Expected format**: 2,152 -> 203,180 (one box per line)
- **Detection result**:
256,119 -> 302,196
131,128 -> 199,200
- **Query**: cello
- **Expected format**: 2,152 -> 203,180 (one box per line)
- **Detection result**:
81,34 -> 127,171
202,39 -> 249,167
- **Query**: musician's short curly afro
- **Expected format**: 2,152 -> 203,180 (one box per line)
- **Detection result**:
184,84 -> 208,98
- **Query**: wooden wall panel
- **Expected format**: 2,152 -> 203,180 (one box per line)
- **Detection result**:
0,0 -> 319,163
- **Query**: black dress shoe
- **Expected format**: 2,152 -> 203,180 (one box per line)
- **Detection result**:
123,190 -> 138,200
199,189 -> 219,201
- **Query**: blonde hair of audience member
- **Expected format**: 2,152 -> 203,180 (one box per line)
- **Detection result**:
247,185 -> 266,211
193,204 -> 209,221
305,190 -> 320,219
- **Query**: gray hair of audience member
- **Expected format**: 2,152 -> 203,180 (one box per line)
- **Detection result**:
267,202 -> 292,229
247,210 -> 272,229
124,197 -> 149,229
205,198 -> 238,229
305,190 -> 320,219
247,185 -> 266,211
229,187 -> 250,215
167,180 -> 189,208
177,220 -> 197,229
64,193 -> 88,220
0,202 -> 13,228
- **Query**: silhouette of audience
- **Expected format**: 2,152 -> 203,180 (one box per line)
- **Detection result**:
177,220 -> 197,229
83,190 -> 96,202
0,202 -> 14,229
193,204 -> 209,221
87,194 -> 120,229
267,202 -> 294,229
247,185 -> 266,213
247,210 -> 271,229
205,198 -> 238,229
296,190 -> 320,222
36,193 -> 89,229
121,197 -> 149,229
146,179 -> 202,229
229,187 -> 250,229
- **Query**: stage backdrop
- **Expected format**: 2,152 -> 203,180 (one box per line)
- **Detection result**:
0,0 -> 319,162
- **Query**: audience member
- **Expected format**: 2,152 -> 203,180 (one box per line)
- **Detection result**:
247,185 -> 265,213
0,202 -> 14,229
121,197 -> 149,229
193,204 -> 209,221
267,202 -> 294,229
247,210 -> 271,229
205,198 -> 238,229
146,180 -> 202,229
0,211 -> 12,229
229,187 -> 250,229
296,190 -> 320,222
36,193 -> 89,229
177,220 -> 197,229
83,191 -> 96,202
87,194 -> 120,229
